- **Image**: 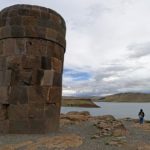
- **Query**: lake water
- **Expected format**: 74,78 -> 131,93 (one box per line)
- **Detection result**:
61,102 -> 150,120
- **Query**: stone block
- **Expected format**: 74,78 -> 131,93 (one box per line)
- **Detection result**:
0,10 -> 8,19
7,9 -> 18,17
51,14 -> 62,26
0,40 -> 4,55
31,5 -> 41,11
31,69 -> 44,85
0,120 -> 9,133
0,18 -> 6,27
46,41 -> 54,57
41,56 -> 51,69
45,116 -> 59,132
23,5 -> 32,10
0,27 -> 4,38
53,72 -> 62,87
23,70 -> 43,85
0,70 -> 11,86
28,119 -> 46,133
41,70 -> 54,86
8,86 -> 28,104
0,104 -> 8,120
18,8 -> 30,16
8,16 -> 22,25
26,39 -> 44,56
0,87 -> 10,104
3,39 -> 15,55
4,70 -> 12,86
29,9 -> 40,17
46,28 -> 57,41
51,57 -> 62,73
11,25 -> 24,37
24,26 -> 37,37
21,55 -> 41,69
26,39 -> 47,56
41,11 -> 50,19
36,26 -> 46,39
28,103 -> 44,119
51,44 -> 64,60
56,34 -> 66,48
9,120 -> 29,133
44,103 -> 60,119
0,26 -> 11,38
15,39 -> 26,55
18,70 -> 32,85
46,87 -> 61,104
10,69 -> 20,85
0,56 -> 6,70
9,60 -> 42,86
22,16 -> 37,26
8,104 -> 28,120
38,18 -> 51,28
38,40 -> 47,56
27,86 -> 47,103
50,23 -> 64,36
40,6 -> 48,12
6,55 -> 22,70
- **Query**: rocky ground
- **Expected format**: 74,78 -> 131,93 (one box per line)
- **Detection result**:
0,112 -> 150,150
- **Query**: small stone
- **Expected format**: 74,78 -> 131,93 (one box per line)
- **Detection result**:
91,135 -> 100,139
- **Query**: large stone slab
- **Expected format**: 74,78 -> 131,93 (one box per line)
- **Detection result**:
8,86 -> 28,104
0,87 -> 10,104
8,104 -> 28,120
41,70 -> 54,86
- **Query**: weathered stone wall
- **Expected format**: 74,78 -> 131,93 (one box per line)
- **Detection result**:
0,4 -> 66,133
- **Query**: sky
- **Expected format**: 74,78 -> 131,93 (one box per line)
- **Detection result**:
1,0 -> 150,96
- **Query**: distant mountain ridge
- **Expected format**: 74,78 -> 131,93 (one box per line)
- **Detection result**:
102,93 -> 150,102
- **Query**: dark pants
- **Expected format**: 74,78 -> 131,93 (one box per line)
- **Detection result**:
139,117 -> 144,124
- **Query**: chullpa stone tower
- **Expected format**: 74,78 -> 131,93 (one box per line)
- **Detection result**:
0,4 -> 66,133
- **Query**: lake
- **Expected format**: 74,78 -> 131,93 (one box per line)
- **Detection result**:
61,102 -> 150,120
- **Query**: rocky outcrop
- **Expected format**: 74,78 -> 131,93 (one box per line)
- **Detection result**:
60,111 -> 91,126
60,111 -> 127,137
92,115 -> 127,137
0,4 -> 66,133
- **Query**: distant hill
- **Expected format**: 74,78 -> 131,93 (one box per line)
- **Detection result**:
102,93 -> 150,102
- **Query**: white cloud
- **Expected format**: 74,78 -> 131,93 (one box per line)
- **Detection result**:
127,42 -> 150,58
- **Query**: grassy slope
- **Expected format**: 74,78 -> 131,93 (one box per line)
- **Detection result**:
62,98 -> 99,107
103,93 -> 150,102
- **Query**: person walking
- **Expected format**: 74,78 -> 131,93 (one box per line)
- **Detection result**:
138,109 -> 145,124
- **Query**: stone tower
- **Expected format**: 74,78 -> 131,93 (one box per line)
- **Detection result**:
0,4 -> 66,133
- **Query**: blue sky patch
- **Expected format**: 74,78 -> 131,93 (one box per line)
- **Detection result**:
63,68 -> 91,81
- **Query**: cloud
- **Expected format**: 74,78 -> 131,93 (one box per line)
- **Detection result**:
63,57 -> 150,96
1,0 -> 150,96
127,42 -> 150,58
